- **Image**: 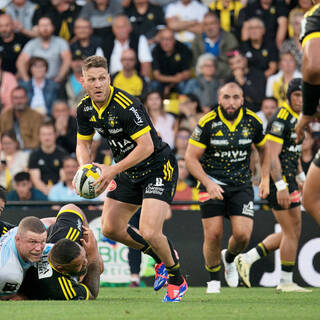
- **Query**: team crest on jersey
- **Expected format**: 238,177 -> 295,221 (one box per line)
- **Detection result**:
53,159 -> 60,167
13,44 -> 21,53
108,117 -> 116,127
242,127 -> 249,138
191,127 -> 202,141
270,121 -> 284,135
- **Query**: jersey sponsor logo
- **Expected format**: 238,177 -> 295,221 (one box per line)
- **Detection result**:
210,139 -> 229,145
212,121 -> 222,128
107,180 -> 117,192
215,130 -> 223,136
83,106 -> 93,112
191,127 -> 202,141
129,107 -> 144,126
108,128 -> 123,134
38,255 -> 53,279
239,139 -> 252,145
145,182 -> 165,195
288,144 -> 302,153
89,116 -> 96,122
242,201 -> 254,217
213,150 -> 248,162
109,138 -> 135,154
155,177 -> 164,187
270,121 -> 284,135
2,282 -> 19,293
290,132 -> 297,139
94,127 -> 104,134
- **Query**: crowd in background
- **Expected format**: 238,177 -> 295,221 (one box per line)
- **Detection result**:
0,0 -> 319,210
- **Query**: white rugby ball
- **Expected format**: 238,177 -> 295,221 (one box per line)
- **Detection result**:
74,164 -> 101,199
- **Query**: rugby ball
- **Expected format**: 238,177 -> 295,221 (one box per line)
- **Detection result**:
74,164 -> 101,199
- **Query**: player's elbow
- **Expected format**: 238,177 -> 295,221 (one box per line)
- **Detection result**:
144,143 -> 154,158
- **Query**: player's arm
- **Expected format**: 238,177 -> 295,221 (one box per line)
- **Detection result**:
256,140 -> 270,199
93,132 -> 154,193
296,158 -> 306,192
185,143 -> 224,200
76,138 -> 93,167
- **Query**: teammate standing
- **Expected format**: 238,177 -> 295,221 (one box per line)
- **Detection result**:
235,78 -> 311,292
295,1 -> 320,225
185,82 -> 269,293
75,56 -> 186,302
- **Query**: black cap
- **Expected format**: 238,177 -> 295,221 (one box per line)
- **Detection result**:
72,50 -> 86,61
286,78 -> 302,102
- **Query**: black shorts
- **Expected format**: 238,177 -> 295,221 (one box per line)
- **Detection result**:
300,5 -> 320,46
313,149 -> 320,168
107,154 -> 178,205
268,178 -> 300,211
47,209 -> 84,244
200,184 -> 254,219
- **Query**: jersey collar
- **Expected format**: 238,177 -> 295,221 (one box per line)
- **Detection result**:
218,105 -> 243,132
91,85 -> 114,119
282,101 -> 299,119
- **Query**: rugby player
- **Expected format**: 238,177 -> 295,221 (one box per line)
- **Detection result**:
235,78 -> 311,292
0,186 -> 15,237
295,0 -> 320,225
185,82 -> 269,293
75,56 -> 186,302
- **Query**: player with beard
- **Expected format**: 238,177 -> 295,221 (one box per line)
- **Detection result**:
185,82 -> 269,293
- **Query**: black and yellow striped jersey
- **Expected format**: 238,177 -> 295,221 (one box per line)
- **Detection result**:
189,106 -> 266,186
300,3 -> 320,47
76,86 -> 168,181
19,253 -> 89,301
0,220 -> 15,238
266,102 -> 301,180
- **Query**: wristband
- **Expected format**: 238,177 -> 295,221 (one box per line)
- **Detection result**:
275,180 -> 287,191
296,172 -> 306,182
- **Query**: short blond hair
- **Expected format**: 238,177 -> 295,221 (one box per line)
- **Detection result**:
82,56 -> 108,72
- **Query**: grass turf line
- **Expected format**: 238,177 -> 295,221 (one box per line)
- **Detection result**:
1,287 -> 319,320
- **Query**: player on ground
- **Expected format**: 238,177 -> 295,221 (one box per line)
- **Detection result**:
295,1 -> 320,225
235,79 -> 311,292
185,82 -> 269,293
0,216 -> 47,299
75,56 -> 186,302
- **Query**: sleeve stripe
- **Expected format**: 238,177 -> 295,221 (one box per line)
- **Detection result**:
115,93 -> 131,106
114,97 -> 127,109
246,109 -> 263,124
130,126 -> 151,140
65,227 -> 73,239
266,134 -> 284,144
77,132 -> 94,141
118,91 -> 132,104
57,209 -> 84,221
69,229 -> 77,241
58,277 -> 70,300
72,230 -> 80,241
80,283 -> 90,300
67,279 -> 77,297
189,138 -> 206,149
302,31 -> 320,47
255,135 -> 267,147
62,277 -> 74,299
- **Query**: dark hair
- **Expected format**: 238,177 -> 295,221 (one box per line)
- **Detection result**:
261,96 -> 278,105
40,120 -> 56,133
50,239 -> 81,265
0,185 -> 7,202
28,56 -> 48,77
14,171 -> 31,183
1,129 -> 19,147
12,86 -> 27,96
185,93 -> 202,113
63,155 -> 78,166
83,55 -> 108,72
17,216 -> 46,235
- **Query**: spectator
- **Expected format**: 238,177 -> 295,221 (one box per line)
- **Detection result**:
7,171 -> 48,201
70,18 -> 104,58
0,129 -> 29,191
144,90 -> 176,149
266,51 -> 301,107
124,0 -> 166,45
51,100 -> 77,155
152,28 -> 192,96
226,50 -> 266,111
209,0 -> 243,35
240,17 -> 278,78
58,53 -> 86,115
79,0 -> 123,38
2,0 -> 37,38
19,56 -> 59,115
0,50 -> 18,113
280,10 -> 303,70
0,13 -> 29,74
33,0 -> 81,42
0,86 -> 43,149
239,0 -> 288,49
256,96 -> 278,130
173,127 -> 191,159
192,12 -> 238,81
172,157 -> 199,210
165,0 -> 208,46
102,14 -> 152,78
48,156 -> 82,201
184,53 -> 220,111
16,16 -> 72,83
112,49 -> 148,100
28,121 -> 68,196
301,131 -> 316,174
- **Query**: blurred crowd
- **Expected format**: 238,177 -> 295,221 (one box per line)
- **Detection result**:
0,0 -> 319,209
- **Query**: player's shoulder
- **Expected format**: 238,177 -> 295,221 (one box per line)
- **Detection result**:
112,87 -> 140,110
245,107 -> 263,125
305,3 -> 320,18
76,95 -> 91,109
198,110 -> 218,128
274,105 -> 291,122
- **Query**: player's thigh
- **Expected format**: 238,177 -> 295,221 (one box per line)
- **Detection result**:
229,215 -> 253,241
303,162 -> 320,206
302,38 -> 320,82
201,216 -> 224,242
272,206 -> 301,235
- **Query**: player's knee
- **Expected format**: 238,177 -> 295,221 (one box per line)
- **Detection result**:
205,232 -> 222,244
101,223 -> 119,240
139,226 -> 159,244
233,232 -> 250,246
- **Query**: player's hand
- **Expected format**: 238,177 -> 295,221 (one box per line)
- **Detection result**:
295,114 -> 314,143
205,181 -> 224,200
259,177 -> 270,199
276,189 -> 291,209
92,162 -> 118,193
80,226 -> 99,261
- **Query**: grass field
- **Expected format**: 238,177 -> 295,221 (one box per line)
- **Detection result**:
1,287 -> 319,320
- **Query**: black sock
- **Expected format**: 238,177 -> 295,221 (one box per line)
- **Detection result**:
302,81 -> 320,116
167,238 -> 179,265
225,249 -> 237,263
281,261 -> 295,272
127,226 -> 161,263
256,242 -> 269,258
165,262 -> 183,286
206,264 -> 221,281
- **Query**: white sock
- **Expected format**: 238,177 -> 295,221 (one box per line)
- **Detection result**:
130,275 -> 140,283
243,248 -> 260,264
280,271 -> 293,284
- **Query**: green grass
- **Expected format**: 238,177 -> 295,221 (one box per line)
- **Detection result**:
1,287 -> 320,320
